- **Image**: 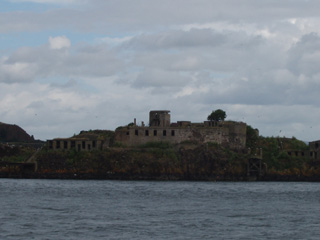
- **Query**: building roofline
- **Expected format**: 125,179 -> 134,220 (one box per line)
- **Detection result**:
149,110 -> 170,113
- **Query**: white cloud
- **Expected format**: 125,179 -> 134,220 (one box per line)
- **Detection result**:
49,36 -> 71,50
0,59 -> 38,83
2,0 -> 320,142
0,39 -> 122,84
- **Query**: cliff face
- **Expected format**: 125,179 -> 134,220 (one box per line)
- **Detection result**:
0,122 -> 35,142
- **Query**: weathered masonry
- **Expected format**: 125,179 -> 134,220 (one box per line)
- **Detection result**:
309,140 -> 320,159
287,140 -> 320,160
47,138 -> 104,151
115,110 -> 247,149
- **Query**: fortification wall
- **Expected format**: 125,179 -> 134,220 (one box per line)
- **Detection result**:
149,110 -> 170,127
114,121 -> 246,149
225,122 -> 247,149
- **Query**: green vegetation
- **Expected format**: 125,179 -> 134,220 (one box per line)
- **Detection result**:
138,141 -> 173,149
180,140 -> 199,145
29,139 -> 251,180
245,128 -> 319,178
246,125 -> 259,149
75,130 -> 114,141
207,109 -> 227,122
36,146 -> 181,177
1,123 -> 320,181
0,146 -> 36,163
112,142 -> 127,148
115,122 -> 134,131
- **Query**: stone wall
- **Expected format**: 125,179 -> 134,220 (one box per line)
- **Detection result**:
114,121 -> 247,149
149,110 -> 171,127
287,150 -> 309,158
47,138 -> 104,151
308,140 -> 320,159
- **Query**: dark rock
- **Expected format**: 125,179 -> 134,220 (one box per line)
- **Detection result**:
0,122 -> 35,143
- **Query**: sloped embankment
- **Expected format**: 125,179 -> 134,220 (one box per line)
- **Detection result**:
33,143 -> 248,180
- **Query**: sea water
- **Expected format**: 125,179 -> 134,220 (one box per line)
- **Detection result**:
0,179 -> 320,239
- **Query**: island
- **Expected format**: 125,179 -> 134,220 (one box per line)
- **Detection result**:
0,110 -> 319,181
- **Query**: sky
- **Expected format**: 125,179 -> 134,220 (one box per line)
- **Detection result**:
1,0 -> 320,142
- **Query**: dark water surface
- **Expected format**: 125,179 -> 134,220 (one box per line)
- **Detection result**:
0,179 -> 320,239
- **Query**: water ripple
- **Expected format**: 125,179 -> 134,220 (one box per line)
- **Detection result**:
1,179 -> 320,239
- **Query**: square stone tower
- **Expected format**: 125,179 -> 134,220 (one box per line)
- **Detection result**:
149,110 -> 171,127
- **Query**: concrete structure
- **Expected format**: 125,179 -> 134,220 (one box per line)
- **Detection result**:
247,148 -> 264,177
47,137 -> 104,151
309,140 -> 320,160
286,140 -> 320,160
149,110 -> 171,127
287,150 -> 308,158
115,110 -> 247,149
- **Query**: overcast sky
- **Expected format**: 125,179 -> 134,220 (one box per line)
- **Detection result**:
1,0 -> 320,141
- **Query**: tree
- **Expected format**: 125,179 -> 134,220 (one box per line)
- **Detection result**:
207,109 -> 226,122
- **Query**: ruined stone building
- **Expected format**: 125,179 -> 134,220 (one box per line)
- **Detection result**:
47,130 -> 113,151
308,140 -> 320,159
47,110 -> 247,151
283,139 -> 320,160
287,140 -> 320,160
115,110 -> 247,149
47,137 -> 104,151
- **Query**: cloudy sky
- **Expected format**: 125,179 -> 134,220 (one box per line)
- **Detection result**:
1,0 -> 320,141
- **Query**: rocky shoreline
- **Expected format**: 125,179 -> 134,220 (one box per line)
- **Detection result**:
2,171 -> 320,182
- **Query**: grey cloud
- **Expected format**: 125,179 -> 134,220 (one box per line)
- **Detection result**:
122,28 -> 264,51
0,43 -> 122,84
287,32 -> 320,77
64,45 -> 123,77
133,68 -> 192,89
27,100 -> 45,109
183,65 -> 318,107
64,0 -> 320,32
121,29 -> 267,75
114,26 -> 319,109
2,1 -> 320,34
3,0 -> 320,142
122,29 -> 226,50
50,79 -> 78,89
